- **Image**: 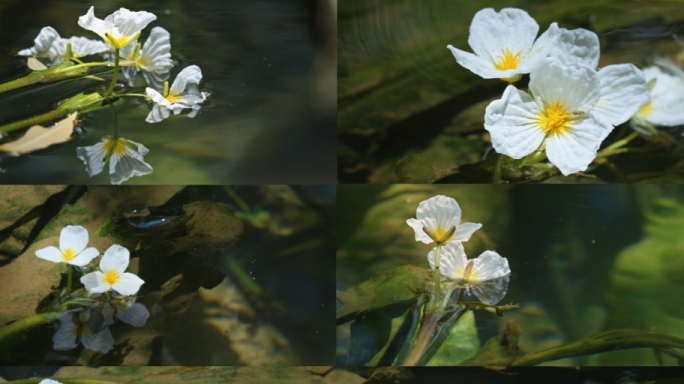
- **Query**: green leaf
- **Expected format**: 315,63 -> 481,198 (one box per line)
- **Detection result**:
427,310 -> 480,366
336,265 -> 429,321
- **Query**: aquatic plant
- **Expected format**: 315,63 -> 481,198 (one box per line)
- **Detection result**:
0,225 -> 148,355
0,6 -> 211,184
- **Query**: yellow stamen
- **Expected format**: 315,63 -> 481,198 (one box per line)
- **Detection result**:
166,93 -> 182,103
637,101 -> 653,118
103,138 -> 127,157
63,248 -> 76,261
537,102 -> 571,136
462,259 -> 475,283
104,270 -> 120,285
494,48 -> 522,70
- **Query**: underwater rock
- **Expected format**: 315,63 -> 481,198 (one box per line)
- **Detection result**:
169,201 -> 244,257
337,185 -> 510,288
602,198 -> 684,365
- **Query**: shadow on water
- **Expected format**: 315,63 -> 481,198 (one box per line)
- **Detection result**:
0,0 -> 336,184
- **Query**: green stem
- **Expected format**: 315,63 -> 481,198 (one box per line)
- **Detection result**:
116,93 -> 147,98
598,131 -> 640,157
0,312 -> 59,345
432,244 -> 442,308
66,264 -> 73,297
0,109 -> 67,134
105,49 -> 120,97
109,100 -> 119,139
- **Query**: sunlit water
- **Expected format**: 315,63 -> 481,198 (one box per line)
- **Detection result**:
0,0 -> 335,184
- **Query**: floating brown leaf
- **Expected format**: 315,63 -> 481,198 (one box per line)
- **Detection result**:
0,113 -> 77,154
27,57 -> 47,70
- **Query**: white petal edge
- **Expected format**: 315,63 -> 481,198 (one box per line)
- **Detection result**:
471,250 -> 510,281
99,244 -> 130,274
77,6 -> 108,38
517,22 -> 560,74
428,242 -> 468,280
52,314 -> 78,350
529,58 -> 601,113
81,271 -> 110,293
18,26 -> 60,57
69,247 -> 100,266
406,218 -> 433,244
35,246 -> 65,263
113,272 -> 145,296
545,113 -> 614,175
169,65 -> 203,96
547,28 -> 600,69
453,222 -> 482,242
593,64 -> 649,126
485,85 -> 546,159
59,225 -> 89,254
81,327 -> 114,353
76,140 -> 107,177
117,303 -> 150,326
108,141 -> 153,185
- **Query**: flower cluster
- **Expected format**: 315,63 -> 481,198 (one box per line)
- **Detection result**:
35,225 -> 148,354
448,8 -> 650,176
406,195 -> 510,305
16,6 -> 210,184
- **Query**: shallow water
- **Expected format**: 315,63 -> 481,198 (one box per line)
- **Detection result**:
336,184 -> 684,366
0,0 -> 335,184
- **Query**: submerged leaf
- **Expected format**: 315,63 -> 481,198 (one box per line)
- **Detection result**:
337,265 -> 429,321
0,113 -> 77,154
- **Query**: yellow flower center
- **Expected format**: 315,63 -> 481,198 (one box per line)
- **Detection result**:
494,48 -> 522,70
103,138 -> 127,157
538,102 -> 571,136
637,101 -> 653,118
104,270 -> 120,285
63,248 -> 76,261
462,259 -> 476,283
166,93 -> 182,103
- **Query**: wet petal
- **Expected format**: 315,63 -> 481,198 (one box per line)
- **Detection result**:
406,218 -> 434,244
547,28 -> 600,69
113,272 -> 144,296
518,22 -> 559,74
78,6 -> 108,38
81,327 -> 114,353
140,27 -> 172,72
35,246 -> 65,263
529,58 -> 601,113
637,66 -> 684,126
545,113 -> 613,175
59,225 -> 89,254
117,303 -> 150,326
594,64 -> 649,126
69,247 -> 100,267
485,85 -> 546,159
52,314 -> 78,350
145,104 -> 170,123
106,8 -> 156,42
68,36 -> 110,56
447,45 -> 512,79
429,242 -> 468,280
415,195 -> 462,241
81,271 -> 110,293
468,8 -> 538,63
470,275 -> 510,305
108,140 -> 153,185
120,65 -> 138,87
471,250 -> 510,281
18,26 -> 60,57
39,380 -> 63,384
100,244 -> 130,275
76,140 -> 108,177
169,65 -> 202,95
453,222 -> 482,242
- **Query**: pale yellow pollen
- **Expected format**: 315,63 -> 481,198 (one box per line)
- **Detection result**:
637,101 -> 653,118
537,102 -> 571,136
166,93 -> 182,103
103,138 -> 127,157
494,48 -> 522,71
104,270 -> 120,285
432,227 -> 453,244
62,248 -> 76,261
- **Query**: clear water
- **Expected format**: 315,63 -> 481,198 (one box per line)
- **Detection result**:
0,0 -> 335,184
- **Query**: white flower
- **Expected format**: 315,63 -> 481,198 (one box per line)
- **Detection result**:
631,66 -> 684,130
406,195 -> 482,245
76,136 -> 153,185
48,36 -> 109,65
35,225 -> 99,266
548,28 -> 649,127
119,27 -> 173,89
428,242 -> 510,305
447,8 -> 559,81
485,58 -> 619,176
145,65 -> 209,123
80,244 -> 144,296
104,297 -> 150,327
53,311 -> 114,353
18,26 -> 60,58
78,6 -> 156,50
39,380 -> 63,384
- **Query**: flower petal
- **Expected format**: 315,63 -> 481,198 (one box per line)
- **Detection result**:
471,250 -> 510,281
99,244 -> 130,274
81,271 -> 110,293
518,22 -> 559,74
470,275 -> 510,305
547,28 -> 600,69
429,242 -> 468,280
52,314 -> 78,350
69,247 -> 100,267
113,272 -> 145,296
406,218 -> 434,244
529,58 -> 601,113
637,66 -> 684,126
76,140 -> 108,177
485,85 -> 546,159
140,27 -> 172,72
415,195 -> 462,242
117,303 -> 150,326
78,6 -> 108,39
35,246 -> 65,263
145,104 -> 170,123
106,8 -> 156,42
453,222 -> 482,242
60,225 -> 89,254
468,8 -> 538,63
108,140 -> 153,185
81,327 -> 114,353
447,45 -> 513,79
68,36 -> 110,57
120,65 -> 138,87
593,64 -> 649,126
18,26 -> 60,57
39,380 -> 63,384
545,113 -> 613,175
169,65 -> 203,96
